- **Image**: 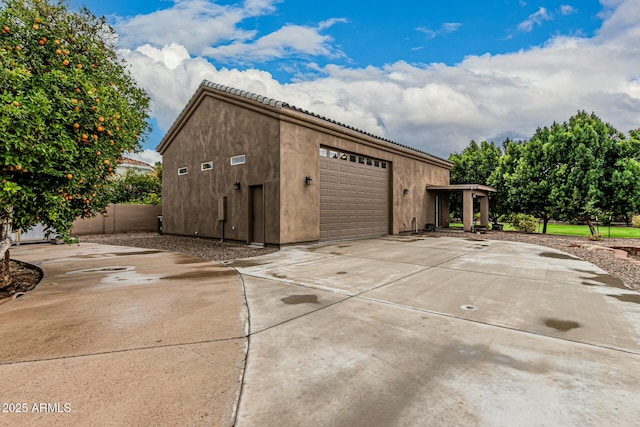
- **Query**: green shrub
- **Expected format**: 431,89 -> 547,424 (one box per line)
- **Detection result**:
504,213 -> 538,233
632,215 -> 640,228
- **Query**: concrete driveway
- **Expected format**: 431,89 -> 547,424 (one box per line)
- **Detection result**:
2,236 -> 639,426
0,243 -> 246,427
228,235 -> 640,426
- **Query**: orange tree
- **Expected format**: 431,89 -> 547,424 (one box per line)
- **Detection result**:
0,0 -> 150,285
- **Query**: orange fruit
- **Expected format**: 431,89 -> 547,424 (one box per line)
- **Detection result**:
15,165 -> 21,170
98,117 -> 104,122
96,151 -> 101,156
54,39 -> 60,45
33,24 -> 39,30
63,49 -> 69,55
103,159 -> 109,165
73,123 -> 80,129
35,18 -> 41,24
3,26 -> 9,32
8,165 -> 14,171
97,125 -> 104,132
66,173 -> 73,179
13,101 -> 20,107
74,106 -> 80,112
76,88 -> 81,93
77,63 -> 82,69
55,49 -> 62,55
15,45 -> 21,51
63,59 -> 69,66
82,134 -> 88,140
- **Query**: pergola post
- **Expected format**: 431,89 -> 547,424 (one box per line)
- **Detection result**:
480,195 -> 489,227
462,190 -> 474,232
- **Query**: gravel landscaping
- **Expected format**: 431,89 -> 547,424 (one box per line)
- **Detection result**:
78,231 -> 640,292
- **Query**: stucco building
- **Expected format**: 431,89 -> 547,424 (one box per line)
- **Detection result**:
158,80 -> 489,245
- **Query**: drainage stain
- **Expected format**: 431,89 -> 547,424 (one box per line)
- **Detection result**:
540,252 -> 577,260
335,271 -> 347,275
607,294 -> 640,304
281,295 -> 319,305
226,259 -> 270,268
577,271 -> 628,289
173,256 -> 209,264
111,250 -> 164,256
161,270 -> 235,280
544,318 -> 581,332
273,273 -> 289,280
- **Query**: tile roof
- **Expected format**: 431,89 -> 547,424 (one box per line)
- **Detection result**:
120,157 -> 153,168
164,79 -> 451,165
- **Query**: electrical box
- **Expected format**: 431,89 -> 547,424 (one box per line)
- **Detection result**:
218,196 -> 227,221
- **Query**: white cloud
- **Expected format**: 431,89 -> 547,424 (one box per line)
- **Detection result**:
203,21 -> 346,63
560,5 -> 577,15
115,0 -> 344,64
417,22 -> 462,39
119,0 -> 640,159
518,7 -> 553,32
127,149 -> 163,165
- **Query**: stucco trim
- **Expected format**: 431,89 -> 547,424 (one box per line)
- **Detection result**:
426,184 -> 497,192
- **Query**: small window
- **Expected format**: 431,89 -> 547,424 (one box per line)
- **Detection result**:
374,160 -> 380,167
178,167 -> 188,175
349,155 -> 356,162
231,155 -> 246,165
319,148 -> 328,157
366,158 -> 372,166
340,153 -> 348,160
329,150 -> 338,159
358,156 -> 365,164
381,162 -> 387,169
201,161 -> 213,171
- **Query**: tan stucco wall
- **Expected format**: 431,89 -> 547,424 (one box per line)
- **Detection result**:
72,204 -> 162,235
161,94 -> 281,243
278,112 -> 451,241
391,155 -> 450,233
279,121 -> 320,243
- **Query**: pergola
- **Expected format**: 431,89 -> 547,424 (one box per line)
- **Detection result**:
426,184 -> 496,232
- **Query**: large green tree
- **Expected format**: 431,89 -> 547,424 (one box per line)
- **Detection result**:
491,111 -> 640,235
1,0 -> 150,285
490,135 -> 554,233
608,130 -> 640,226
448,140 -> 502,221
109,167 -> 162,205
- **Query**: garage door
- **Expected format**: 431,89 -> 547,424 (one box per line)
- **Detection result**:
319,148 -> 389,240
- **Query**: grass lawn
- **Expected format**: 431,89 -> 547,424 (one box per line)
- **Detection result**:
451,222 -> 640,238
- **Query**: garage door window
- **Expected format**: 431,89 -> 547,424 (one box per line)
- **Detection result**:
319,148 -> 328,157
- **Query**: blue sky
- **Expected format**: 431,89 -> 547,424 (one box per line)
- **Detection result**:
73,0 -> 639,164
